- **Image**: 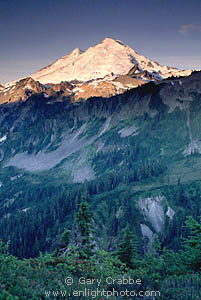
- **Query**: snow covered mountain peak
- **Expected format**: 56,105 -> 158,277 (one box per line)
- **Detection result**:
100,37 -> 126,47
68,47 -> 83,57
31,38 -> 192,84
99,37 -> 133,49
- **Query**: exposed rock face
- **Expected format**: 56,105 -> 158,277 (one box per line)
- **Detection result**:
0,77 -> 45,104
46,81 -> 74,98
127,64 -> 147,78
138,195 -> 176,234
0,74 -> 146,104
160,73 -> 201,113
166,207 -> 175,219
137,196 -> 165,233
139,197 -> 175,251
50,81 -> 73,93
113,75 -> 147,87
183,140 -> 201,156
118,125 -> 138,137
73,80 -> 124,101
0,70 -> 200,105
0,78 -> 74,104
140,224 -> 154,252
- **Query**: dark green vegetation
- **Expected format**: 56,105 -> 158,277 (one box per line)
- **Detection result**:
0,72 -> 201,298
0,207 -> 200,299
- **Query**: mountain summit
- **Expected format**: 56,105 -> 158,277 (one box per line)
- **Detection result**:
0,38 -> 193,104
31,38 -> 192,84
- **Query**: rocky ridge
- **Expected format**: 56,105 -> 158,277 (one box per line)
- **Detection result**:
0,73 -> 147,104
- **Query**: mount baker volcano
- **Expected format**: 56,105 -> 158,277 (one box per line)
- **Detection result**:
0,38 -> 192,103
31,37 -> 192,83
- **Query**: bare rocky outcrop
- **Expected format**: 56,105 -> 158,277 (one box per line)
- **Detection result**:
0,77 -> 45,104
0,78 -> 73,104
140,224 -> 154,252
137,196 -> 165,233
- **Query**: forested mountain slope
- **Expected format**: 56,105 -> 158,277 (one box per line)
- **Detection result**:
0,71 -> 200,258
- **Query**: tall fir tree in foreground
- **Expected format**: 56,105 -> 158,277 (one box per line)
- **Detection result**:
181,216 -> 201,272
75,195 -> 95,259
117,224 -> 138,269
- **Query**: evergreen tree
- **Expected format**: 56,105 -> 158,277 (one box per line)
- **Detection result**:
117,225 -> 138,269
181,216 -> 201,272
75,196 -> 95,259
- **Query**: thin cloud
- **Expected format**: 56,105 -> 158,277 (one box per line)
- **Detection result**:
179,24 -> 201,34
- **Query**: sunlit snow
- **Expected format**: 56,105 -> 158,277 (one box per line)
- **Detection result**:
31,38 -> 192,84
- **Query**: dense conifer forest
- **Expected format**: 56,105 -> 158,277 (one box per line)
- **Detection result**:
0,199 -> 200,299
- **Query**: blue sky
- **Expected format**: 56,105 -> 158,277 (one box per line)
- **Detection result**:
0,0 -> 201,83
